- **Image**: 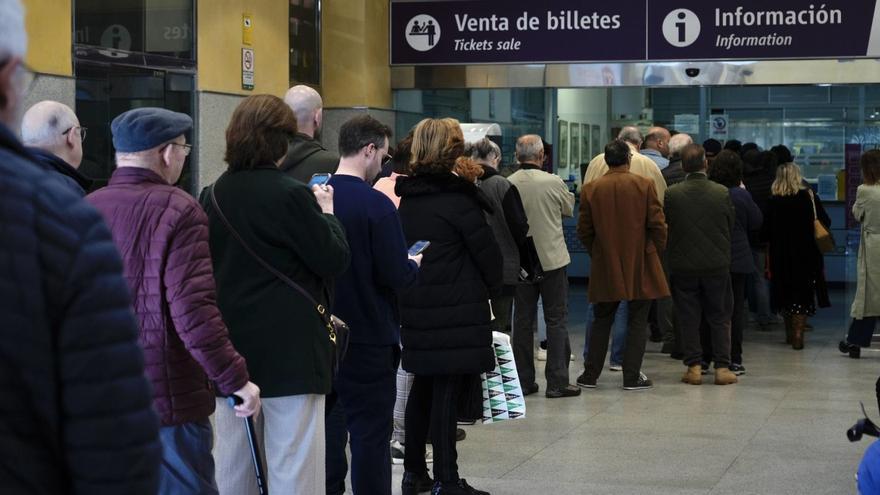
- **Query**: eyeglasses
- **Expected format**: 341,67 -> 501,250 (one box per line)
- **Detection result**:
169,143 -> 193,156
382,152 -> 393,166
62,126 -> 87,142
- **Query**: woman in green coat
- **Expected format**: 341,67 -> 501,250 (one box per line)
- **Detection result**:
203,95 -> 350,494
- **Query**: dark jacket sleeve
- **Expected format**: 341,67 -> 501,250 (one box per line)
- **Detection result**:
163,203 -> 249,396
371,207 -> 420,290
458,199 -> 503,292
55,201 -> 160,495
283,186 -> 352,278
576,186 -> 595,255
501,184 -> 530,247
741,189 -> 764,234
646,183 -> 668,252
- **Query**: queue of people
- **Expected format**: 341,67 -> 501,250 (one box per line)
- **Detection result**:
2,0 -> 874,492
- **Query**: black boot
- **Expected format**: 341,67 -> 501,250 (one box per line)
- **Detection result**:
402,471 -> 435,495
431,478 -> 490,495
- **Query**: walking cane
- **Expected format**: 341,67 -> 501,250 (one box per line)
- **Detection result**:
227,395 -> 268,495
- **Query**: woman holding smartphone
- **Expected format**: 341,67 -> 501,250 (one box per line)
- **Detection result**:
395,118 -> 502,495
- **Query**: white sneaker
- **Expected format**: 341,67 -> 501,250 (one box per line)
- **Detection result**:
390,440 -> 433,464
609,364 -> 623,372
537,348 -> 547,361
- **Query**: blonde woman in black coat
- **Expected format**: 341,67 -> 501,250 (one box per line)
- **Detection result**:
395,118 -> 502,495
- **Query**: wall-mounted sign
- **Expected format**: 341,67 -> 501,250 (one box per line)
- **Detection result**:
674,114 -> 700,135
391,0 -> 880,65
242,48 -> 254,90
243,13 -> 253,46
710,114 -> 729,139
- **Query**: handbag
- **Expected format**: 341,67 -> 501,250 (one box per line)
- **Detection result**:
208,185 -> 350,377
808,189 -> 835,254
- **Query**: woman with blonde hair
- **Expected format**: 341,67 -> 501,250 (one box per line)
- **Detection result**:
840,150 -> 880,358
395,118 -> 502,495
760,161 -> 830,349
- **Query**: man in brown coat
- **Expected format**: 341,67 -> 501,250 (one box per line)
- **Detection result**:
576,140 -> 669,390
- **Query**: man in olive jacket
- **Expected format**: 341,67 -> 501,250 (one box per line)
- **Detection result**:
664,144 -> 738,386
577,140 -> 669,391
280,85 -> 339,183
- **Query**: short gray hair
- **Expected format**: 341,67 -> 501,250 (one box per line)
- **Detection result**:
465,137 -> 500,161
0,0 -> 27,61
617,126 -> 643,146
516,134 -> 543,163
668,133 -> 693,156
21,101 -> 78,148
283,85 -> 322,129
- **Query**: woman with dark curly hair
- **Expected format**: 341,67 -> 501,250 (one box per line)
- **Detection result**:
395,118 -> 502,495
709,150 -> 762,373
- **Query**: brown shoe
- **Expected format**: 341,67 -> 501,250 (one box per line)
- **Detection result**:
791,315 -> 806,350
714,367 -> 738,385
681,364 -> 702,385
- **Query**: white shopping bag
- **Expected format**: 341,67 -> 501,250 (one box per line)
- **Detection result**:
481,331 -> 526,424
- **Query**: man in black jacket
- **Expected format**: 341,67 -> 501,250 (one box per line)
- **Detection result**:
0,2 -> 160,491
21,100 -> 92,195
281,85 -> 339,183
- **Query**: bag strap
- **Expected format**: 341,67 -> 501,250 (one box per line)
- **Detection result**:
807,189 -> 819,221
208,185 -> 333,328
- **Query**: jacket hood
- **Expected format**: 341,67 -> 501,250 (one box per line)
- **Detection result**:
396,172 -> 495,213
280,133 -> 326,173
27,146 -> 93,192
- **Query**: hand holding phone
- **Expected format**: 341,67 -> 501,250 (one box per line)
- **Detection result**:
408,240 -> 430,256
309,173 -> 332,189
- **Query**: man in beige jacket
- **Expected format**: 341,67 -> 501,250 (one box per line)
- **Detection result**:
508,135 -> 580,399
584,126 -> 667,203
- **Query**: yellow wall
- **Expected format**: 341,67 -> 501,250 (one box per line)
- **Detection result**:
322,1 -> 392,109
22,0 -> 73,76
197,0 -> 288,96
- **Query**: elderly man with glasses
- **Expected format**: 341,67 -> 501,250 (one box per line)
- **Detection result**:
21,100 -> 92,195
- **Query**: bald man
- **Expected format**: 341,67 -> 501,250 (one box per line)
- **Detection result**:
642,126 -> 671,170
584,126 -> 667,204
21,100 -> 92,195
280,85 -> 339,184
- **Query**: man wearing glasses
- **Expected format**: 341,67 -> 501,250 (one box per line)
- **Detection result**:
86,107 -> 261,494
21,100 -> 92,195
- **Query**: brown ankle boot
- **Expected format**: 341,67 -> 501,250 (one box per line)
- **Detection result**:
791,315 -> 806,350
715,367 -> 738,385
783,314 -> 793,344
681,364 -> 702,385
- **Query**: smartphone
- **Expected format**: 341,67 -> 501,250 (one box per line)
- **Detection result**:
308,173 -> 332,188
408,240 -> 430,256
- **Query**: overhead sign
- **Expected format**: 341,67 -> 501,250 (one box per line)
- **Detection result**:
390,0 -> 880,65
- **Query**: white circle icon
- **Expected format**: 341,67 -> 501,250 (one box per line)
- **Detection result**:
662,9 -> 700,47
406,15 -> 441,52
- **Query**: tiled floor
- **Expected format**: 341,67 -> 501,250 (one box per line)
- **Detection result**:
375,285 -> 876,494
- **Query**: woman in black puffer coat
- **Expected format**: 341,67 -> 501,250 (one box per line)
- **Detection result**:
395,117 -> 502,495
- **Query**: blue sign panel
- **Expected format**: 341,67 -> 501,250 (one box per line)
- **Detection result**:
390,0 -> 880,65
390,0 -> 647,65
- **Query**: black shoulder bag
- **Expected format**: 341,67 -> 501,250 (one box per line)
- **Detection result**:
208,185 -> 350,378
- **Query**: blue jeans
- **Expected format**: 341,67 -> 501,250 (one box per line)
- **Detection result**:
159,419 -> 218,495
583,301 -> 628,366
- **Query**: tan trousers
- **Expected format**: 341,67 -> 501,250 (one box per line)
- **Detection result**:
213,394 -> 325,494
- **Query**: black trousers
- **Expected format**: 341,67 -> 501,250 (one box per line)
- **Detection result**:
584,299 -> 652,384
403,374 -> 463,483
731,273 -> 748,365
672,273 -> 734,369
848,317 -> 878,348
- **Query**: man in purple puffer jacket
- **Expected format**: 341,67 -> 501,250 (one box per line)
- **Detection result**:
87,107 -> 261,495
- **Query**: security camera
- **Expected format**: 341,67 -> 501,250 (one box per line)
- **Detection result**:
685,68 -> 700,78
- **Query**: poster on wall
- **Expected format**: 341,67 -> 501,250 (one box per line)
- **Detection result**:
591,125 -> 601,161
570,122 -> 580,169
581,123 -> 591,163
558,120 -> 569,169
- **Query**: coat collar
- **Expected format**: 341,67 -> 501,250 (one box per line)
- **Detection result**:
108,166 -> 169,186
685,172 -> 708,181
395,172 -> 495,213
27,147 -> 93,192
518,162 -> 544,171
479,164 -> 499,178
